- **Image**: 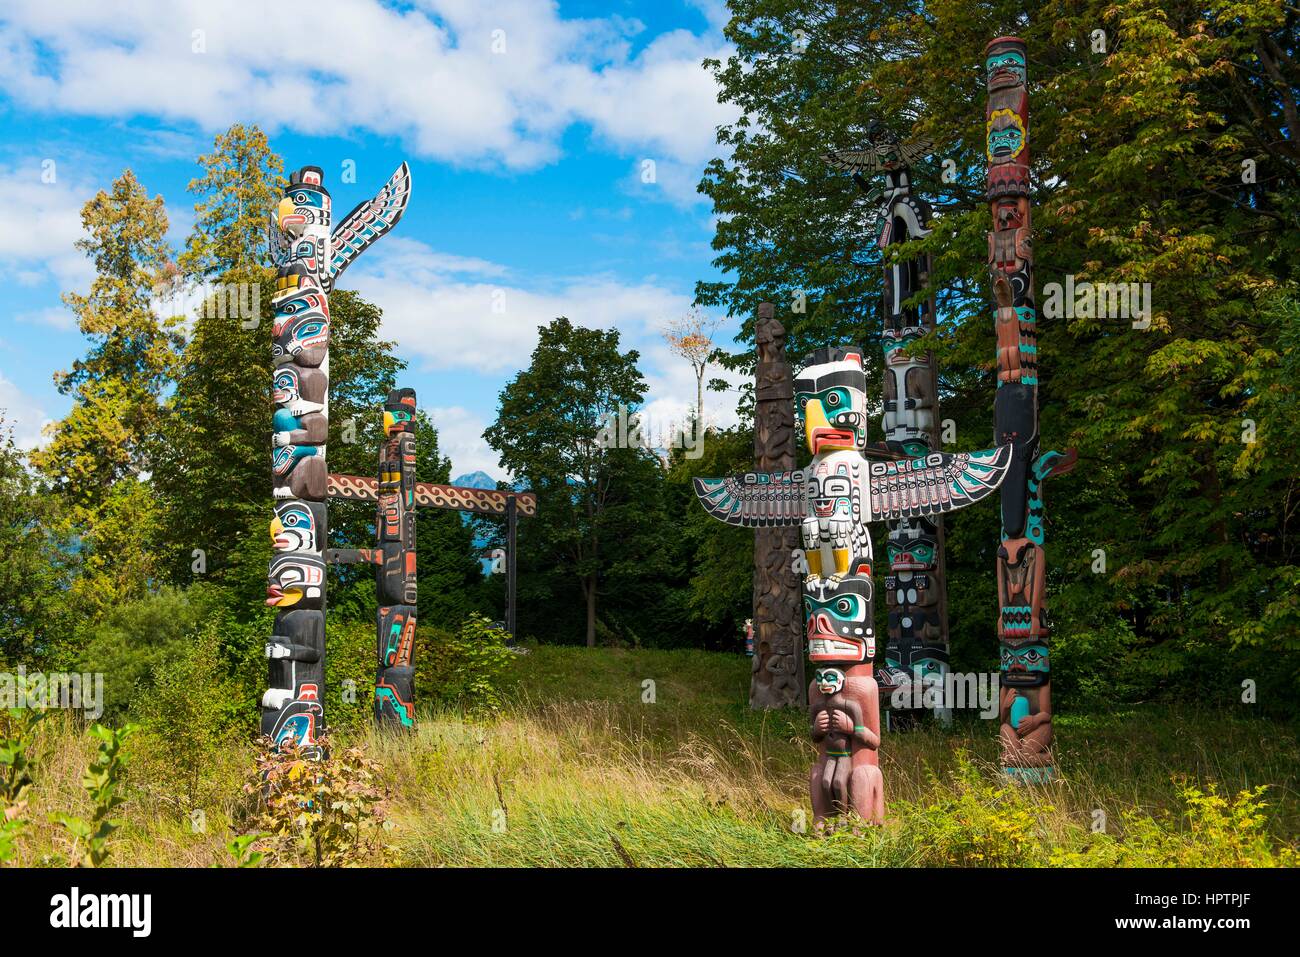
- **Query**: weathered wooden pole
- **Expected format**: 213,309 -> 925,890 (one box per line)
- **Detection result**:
750,302 -> 805,709
506,493 -> 518,640
984,37 -> 1076,781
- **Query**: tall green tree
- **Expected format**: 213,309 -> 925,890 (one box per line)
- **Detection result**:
177,123 -> 285,280
33,170 -> 180,507
0,419 -> 74,667
485,318 -> 653,647
30,170 -> 181,614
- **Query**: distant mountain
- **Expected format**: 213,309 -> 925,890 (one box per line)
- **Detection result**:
451,470 -> 497,490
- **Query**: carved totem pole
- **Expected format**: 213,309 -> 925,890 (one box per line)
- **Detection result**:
326,390 -> 420,727
264,163 -> 412,752
827,129 -> 952,719
984,38 -> 1077,781
750,303 -> 804,708
694,347 -> 1014,825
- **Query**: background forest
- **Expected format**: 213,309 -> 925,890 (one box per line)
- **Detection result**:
1,0 -> 1298,762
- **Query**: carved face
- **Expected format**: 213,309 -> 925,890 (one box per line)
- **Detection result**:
809,464 -> 854,519
795,349 -> 867,454
1000,642 -> 1049,687
986,43 -> 1026,89
887,517 -> 937,570
814,668 -> 845,695
270,500 -> 322,553
911,648 -> 948,684
987,109 -> 1026,161
272,289 -> 330,362
267,552 -> 325,608
272,365 -> 327,414
276,168 -> 330,237
805,576 -> 874,663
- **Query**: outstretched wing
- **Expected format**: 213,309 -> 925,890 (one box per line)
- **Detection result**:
868,446 -> 1013,521
329,161 -> 412,283
897,135 -> 934,167
823,146 -> 892,174
693,470 -> 806,527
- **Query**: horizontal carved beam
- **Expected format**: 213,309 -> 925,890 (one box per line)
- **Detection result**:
326,472 -> 537,516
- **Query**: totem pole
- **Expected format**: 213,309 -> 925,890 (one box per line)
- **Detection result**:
750,303 -> 804,708
694,347 -> 1014,825
264,162 -> 412,752
827,128 -> 952,721
984,38 -> 1077,781
372,389 -> 419,726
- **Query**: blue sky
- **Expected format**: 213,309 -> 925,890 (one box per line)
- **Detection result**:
0,0 -> 745,478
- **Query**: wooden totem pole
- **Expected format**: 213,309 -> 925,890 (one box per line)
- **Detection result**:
827,129 -> 952,720
264,163 -> 411,752
750,303 -> 804,709
984,38 -> 1077,781
695,347 -> 1014,825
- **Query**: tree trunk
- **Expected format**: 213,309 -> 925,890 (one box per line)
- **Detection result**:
585,575 -> 597,647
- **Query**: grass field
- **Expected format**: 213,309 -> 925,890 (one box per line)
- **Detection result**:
5,645 -> 1298,867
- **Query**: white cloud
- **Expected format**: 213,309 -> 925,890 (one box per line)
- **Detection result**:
427,404 -> 503,480
348,236 -> 743,468
0,0 -> 734,196
0,164 -> 94,291
0,374 -> 53,450
347,237 -> 696,374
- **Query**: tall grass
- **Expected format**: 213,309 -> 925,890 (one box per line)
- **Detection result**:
4,645 -> 1297,866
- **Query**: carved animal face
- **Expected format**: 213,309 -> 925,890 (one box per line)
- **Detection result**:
272,288 -> 330,362
887,517 -> 937,570
276,167 -> 330,237
266,552 -> 325,608
987,109 -> 1026,161
272,365 -> 326,414
805,576 -> 874,663
795,348 -> 867,454
1000,642 -> 1049,687
270,500 -> 322,553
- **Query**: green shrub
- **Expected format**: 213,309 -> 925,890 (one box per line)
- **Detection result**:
324,618 -> 374,733
1051,782 -> 1299,867
52,723 -> 133,867
244,734 -> 391,867
133,626 -> 245,813
416,615 -> 516,714
893,752 -> 1048,866
78,586 -> 216,721
0,683 -> 46,863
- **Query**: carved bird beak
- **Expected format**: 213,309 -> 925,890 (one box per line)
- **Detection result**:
269,515 -> 285,546
805,400 -> 854,454
277,196 -> 304,230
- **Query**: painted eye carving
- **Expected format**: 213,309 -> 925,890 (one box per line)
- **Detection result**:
294,192 -> 308,204
826,391 -> 841,407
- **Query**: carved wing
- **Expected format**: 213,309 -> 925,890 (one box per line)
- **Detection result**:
266,212 -> 292,268
693,470 -> 807,527
868,446 -> 1013,521
823,146 -> 892,174
898,135 -> 934,167
329,161 -> 412,283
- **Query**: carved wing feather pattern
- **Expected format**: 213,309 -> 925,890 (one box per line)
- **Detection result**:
329,162 -> 413,283
692,470 -> 807,528
868,446 -> 1013,521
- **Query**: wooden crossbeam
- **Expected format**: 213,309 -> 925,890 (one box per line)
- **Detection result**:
326,472 -> 537,516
